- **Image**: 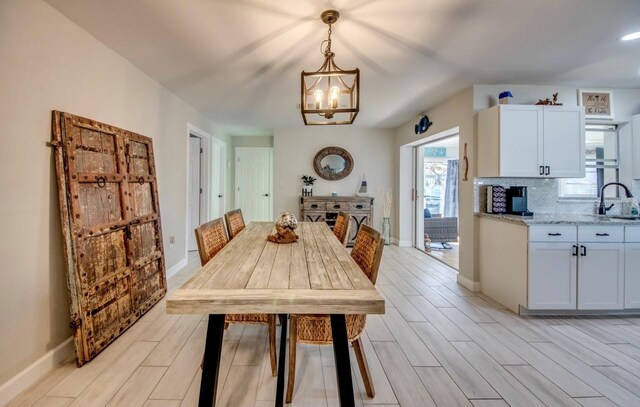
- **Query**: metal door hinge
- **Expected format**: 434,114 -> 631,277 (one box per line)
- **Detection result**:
200,188 -> 203,194
69,314 -> 82,330
200,147 -> 203,154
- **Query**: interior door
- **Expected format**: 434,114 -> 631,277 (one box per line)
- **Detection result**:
235,147 -> 273,222
52,111 -> 166,366
188,137 -> 201,251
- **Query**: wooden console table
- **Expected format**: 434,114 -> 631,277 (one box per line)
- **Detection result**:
300,195 -> 374,246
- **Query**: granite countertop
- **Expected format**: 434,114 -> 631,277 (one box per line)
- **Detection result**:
475,212 -> 640,225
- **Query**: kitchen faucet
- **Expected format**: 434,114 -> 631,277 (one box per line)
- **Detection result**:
598,182 -> 634,215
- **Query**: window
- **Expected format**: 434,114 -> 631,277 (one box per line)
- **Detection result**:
559,125 -> 619,198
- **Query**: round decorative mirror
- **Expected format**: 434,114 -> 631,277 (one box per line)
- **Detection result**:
313,146 -> 353,180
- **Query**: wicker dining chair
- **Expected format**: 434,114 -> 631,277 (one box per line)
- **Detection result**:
224,208 -> 246,240
194,217 -> 278,376
286,224 -> 385,403
333,211 -> 351,247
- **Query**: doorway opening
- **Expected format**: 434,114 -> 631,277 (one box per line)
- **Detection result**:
414,134 -> 460,270
234,147 -> 273,222
186,124 -> 227,254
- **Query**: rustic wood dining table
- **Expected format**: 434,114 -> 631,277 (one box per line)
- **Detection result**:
166,221 -> 385,407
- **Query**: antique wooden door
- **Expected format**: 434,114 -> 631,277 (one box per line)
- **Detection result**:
52,111 -> 166,366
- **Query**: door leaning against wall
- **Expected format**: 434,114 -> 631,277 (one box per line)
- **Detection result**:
235,147 -> 273,222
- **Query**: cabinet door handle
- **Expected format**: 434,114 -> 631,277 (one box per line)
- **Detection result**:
356,205 -> 363,209
548,233 -> 562,236
545,166 -> 550,175
595,233 -> 610,237
580,245 -> 587,256
334,204 -> 340,209
539,166 -> 544,175
572,245 -> 578,256
311,204 -> 318,209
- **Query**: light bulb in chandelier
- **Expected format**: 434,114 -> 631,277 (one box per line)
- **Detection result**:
329,86 -> 340,109
313,89 -> 323,110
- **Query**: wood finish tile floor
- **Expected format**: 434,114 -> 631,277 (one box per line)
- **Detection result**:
9,246 -> 640,407
423,242 -> 459,270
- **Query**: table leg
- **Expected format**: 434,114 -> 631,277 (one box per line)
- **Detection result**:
330,314 -> 355,407
275,314 -> 288,407
199,314 -> 225,407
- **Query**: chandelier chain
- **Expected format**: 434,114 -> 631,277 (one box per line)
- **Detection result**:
320,23 -> 333,55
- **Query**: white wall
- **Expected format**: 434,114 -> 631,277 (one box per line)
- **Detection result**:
273,127 -> 394,229
0,0 -> 231,387
393,88 -> 476,287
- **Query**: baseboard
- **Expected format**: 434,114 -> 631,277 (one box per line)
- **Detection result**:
398,240 -> 412,247
0,337 -> 74,406
166,257 -> 188,279
457,274 -> 481,292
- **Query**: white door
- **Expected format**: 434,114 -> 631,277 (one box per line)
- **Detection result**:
499,105 -> 543,177
625,243 -> 640,309
543,106 -> 585,178
210,142 -> 225,219
235,147 -> 273,222
188,137 -> 202,251
578,243 -> 625,310
528,243 -> 577,310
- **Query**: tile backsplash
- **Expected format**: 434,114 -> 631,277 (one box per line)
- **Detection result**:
475,178 -> 640,215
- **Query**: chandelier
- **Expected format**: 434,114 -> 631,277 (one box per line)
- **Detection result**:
300,10 -> 360,125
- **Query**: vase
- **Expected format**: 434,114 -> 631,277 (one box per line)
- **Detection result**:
382,217 -> 391,246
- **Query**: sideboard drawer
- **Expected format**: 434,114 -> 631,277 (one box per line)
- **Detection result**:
349,202 -> 371,211
326,201 -> 347,211
303,201 -> 326,211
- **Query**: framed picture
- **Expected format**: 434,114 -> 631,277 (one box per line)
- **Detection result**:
578,89 -> 614,120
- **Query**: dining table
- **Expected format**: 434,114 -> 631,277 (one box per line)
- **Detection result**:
166,221 -> 385,407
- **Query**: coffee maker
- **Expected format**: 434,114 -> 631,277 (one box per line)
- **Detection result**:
506,186 -> 533,216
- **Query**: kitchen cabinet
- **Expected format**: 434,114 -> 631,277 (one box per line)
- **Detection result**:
477,216 -> 634,314
528,242 -> 577,309
625,226 -> 640,308
477,105 -> 585,178
577,243 -> 625,310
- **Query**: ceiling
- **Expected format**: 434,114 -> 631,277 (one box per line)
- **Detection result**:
45,0 -> 640,132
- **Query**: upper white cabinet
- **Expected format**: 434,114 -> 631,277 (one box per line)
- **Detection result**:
478,105 -> 585,178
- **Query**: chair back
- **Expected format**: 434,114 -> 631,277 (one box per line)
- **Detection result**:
194,218 -> 229,266
333,212 -> 351,247
350,224 -> 384,284
224,209 -> 245,240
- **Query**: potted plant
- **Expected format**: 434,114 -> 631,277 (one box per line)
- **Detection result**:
301,175 -> 317,196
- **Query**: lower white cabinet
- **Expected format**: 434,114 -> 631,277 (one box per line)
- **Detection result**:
625,243 -> 640,308
577,243 -> 625,310
528,243 -> 577,309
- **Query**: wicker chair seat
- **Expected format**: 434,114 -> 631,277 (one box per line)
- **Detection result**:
225,313 -> 270,324
295,314 -> 366,344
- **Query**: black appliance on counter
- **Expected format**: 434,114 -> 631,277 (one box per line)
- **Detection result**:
506,186 -> 533,216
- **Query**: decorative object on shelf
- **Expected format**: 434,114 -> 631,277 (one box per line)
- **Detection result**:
301,175 -> 316,196
462,143 -> 469,181
381,188 -> 392,245
268,212 -> 299,244
498,90 -> 513,105
300,10 -> 359,125
332,191 -> 338,197
414,115 -> 433,134
356,173 -> 368,196
535,92 -> 563,106
578,89 -> 614,120
313,146 -> 353,180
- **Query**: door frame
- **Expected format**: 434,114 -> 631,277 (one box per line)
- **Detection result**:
186,123 -> 227,256
234,147 -> 273,221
